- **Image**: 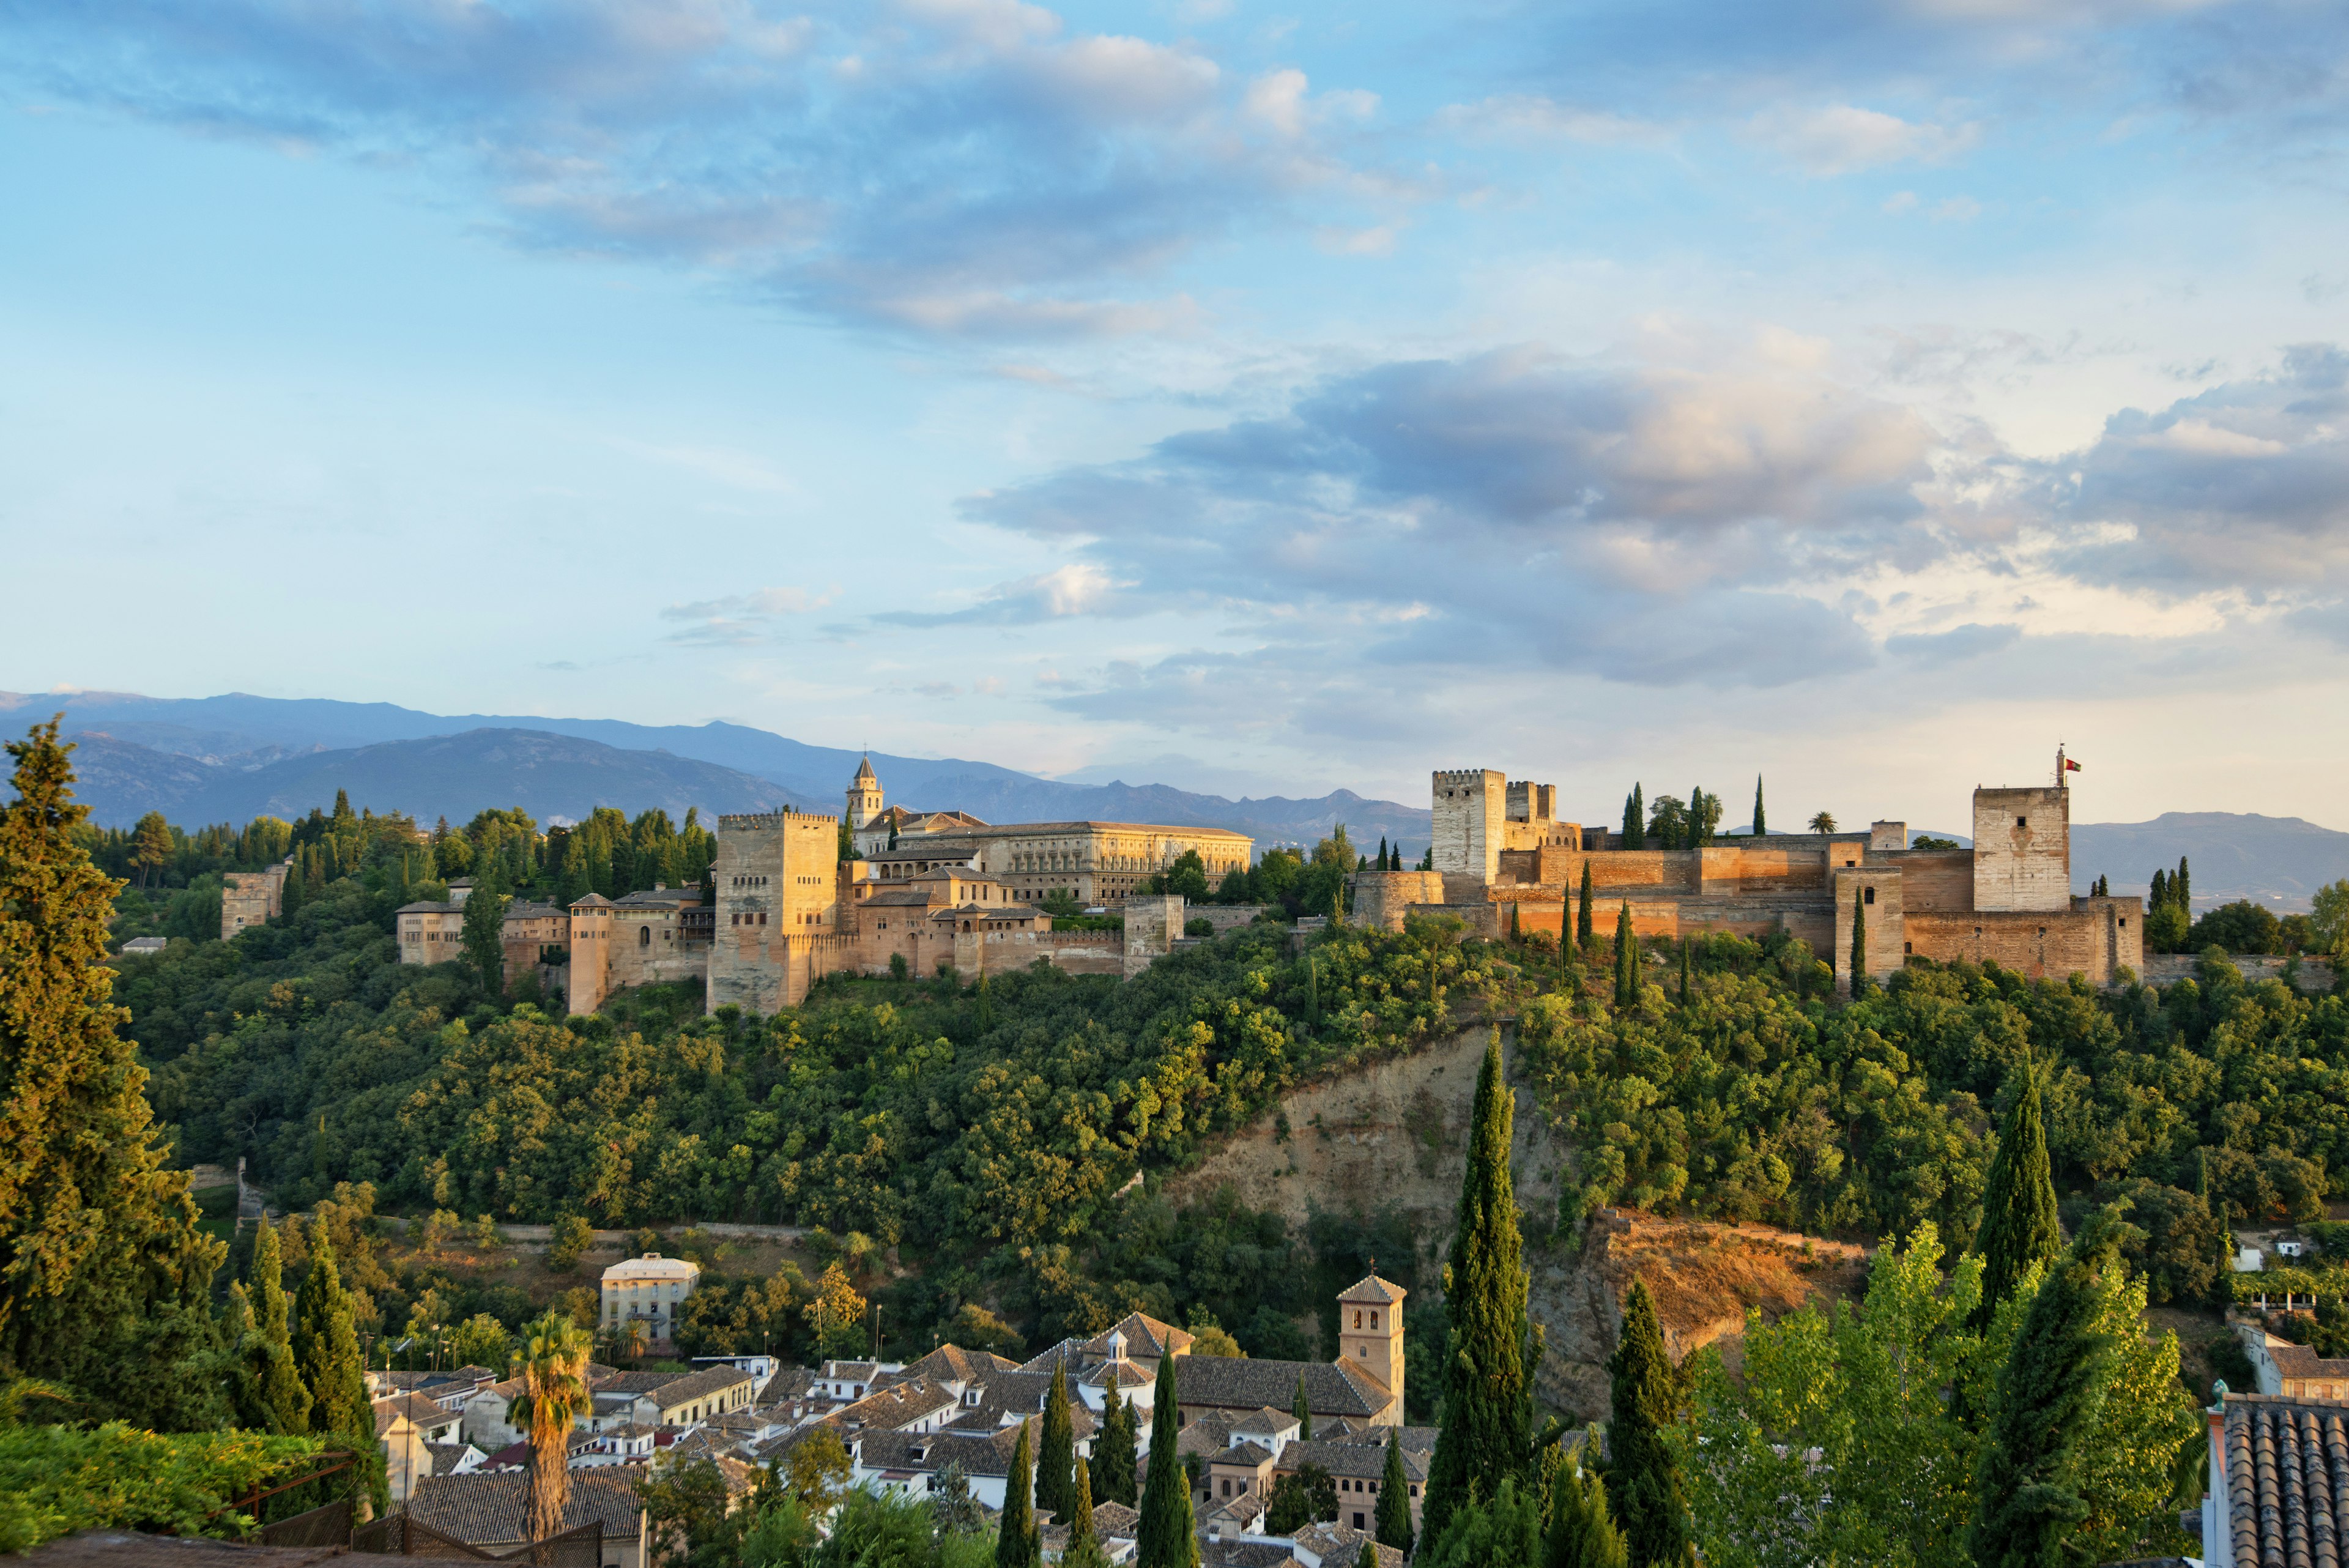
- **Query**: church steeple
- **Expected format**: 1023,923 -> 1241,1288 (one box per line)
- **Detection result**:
845,756 -> 883,830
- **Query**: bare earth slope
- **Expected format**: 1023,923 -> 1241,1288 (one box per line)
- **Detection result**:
1165,1025 -> 1865,1423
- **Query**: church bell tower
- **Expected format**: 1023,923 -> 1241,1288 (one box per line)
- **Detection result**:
845,756 -> 883,831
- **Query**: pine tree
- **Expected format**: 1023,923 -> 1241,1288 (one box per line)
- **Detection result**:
1607,1279 -> 1694,1567
1093,1389 -> 1138,1507
1613,904 -> 1639,1011
130,811 -> 173,888
1544,1461 -> 1630,1568
1751,775 -> 1765,838
292,1233 -> 382,1512
1578,862 -> 1595,951
1375,1430 -> 1414,1556
1292,1374 -> 1313,1442
1422,1031 -> 1535,1544
1062,1455 -> 1110,1568
1000,1418 -> 1040,1568
248,1215 -> 310,1435
1037,1361 -> 1076,1523
1972,1057 -> 2062,1329
0,718 -> 224,1411
1849,896 -> 1867,995
1965,1222 -> 2126,1568
1137,1350 -> 1198,1568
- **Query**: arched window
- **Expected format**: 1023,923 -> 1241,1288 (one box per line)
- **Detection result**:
639,925 -> 651,946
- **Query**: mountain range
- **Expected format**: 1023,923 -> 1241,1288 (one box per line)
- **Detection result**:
2,689 -> 1433,853
7,690 -> 2342,908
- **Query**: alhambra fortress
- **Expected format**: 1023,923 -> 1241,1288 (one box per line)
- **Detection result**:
367,751 -> 2142,1011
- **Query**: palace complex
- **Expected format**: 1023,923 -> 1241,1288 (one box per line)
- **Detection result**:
1350,749 -> 2143,990
390,746 -> 2139,1013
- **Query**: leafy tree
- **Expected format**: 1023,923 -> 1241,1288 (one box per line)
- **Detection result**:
996,1418 -> 1037,1568
1545,1462 -> 1629,1568
1091,1391 -> 1138,1507
783,1428 -> 851,1515
131,811 -> 174,889
1607,1279 -> 1693,1568
1677,941 -> 1691,1009
2189,900 -> 2283,955
547,1213 -> 595,1271
1750,776 -> 1765,838
1808,811 -> 1836,834
1291,1374 -> 1312,1442
1422,1032 -> 1534,1542
1136,1352 -> 1197,1568
0,720 -> 223,1417
1265,1463 -> 1335,1533
0,1422 -> 322,1553
2312,878 -> 2349,956
635,1452 -> 734,1568
1973,1058 -> 2061,1328
1036,1362 -> 1076,1524
447,1313 -> 512,1372
510,1309 -> 592,1543
1966,1213 -> 2195,1568
804,1260 -> 867,1358
1422,1475 -> 1543,1568
1682,1225 -> 1981,1567
1373,1433 -> 1414,1556
933,1461 -> 985,1537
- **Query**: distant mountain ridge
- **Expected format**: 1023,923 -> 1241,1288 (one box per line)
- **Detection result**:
6,689 -> 1433,850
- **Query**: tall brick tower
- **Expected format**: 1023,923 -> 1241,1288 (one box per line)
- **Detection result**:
845,756 -> 883,831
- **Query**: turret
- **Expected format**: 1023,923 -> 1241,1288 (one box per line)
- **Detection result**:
845,756 -> 883,831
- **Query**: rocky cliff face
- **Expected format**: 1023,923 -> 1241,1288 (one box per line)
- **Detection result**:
1166,1024 -> 1866,1424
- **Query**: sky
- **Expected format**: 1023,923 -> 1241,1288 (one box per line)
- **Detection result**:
2,0 -> 2346,830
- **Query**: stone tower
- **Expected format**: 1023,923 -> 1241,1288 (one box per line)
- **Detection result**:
845,756 -> 883,831
1335,1274 -> 1406,1414
1431,769 -> 1505,882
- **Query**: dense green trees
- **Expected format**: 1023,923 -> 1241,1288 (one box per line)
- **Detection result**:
0,721 -> 225,1424
1546,1462 -> 1629,1568
1421,1033 -> 1535,1544
1036,1364 -> 1075,1525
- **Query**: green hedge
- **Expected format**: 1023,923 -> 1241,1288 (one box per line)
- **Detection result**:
0,1424 -> 321,1553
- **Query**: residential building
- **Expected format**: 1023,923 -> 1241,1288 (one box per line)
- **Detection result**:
407,1471 -> 649,1568
599,1252 -> 700,1353
376,1392 -> 463,1506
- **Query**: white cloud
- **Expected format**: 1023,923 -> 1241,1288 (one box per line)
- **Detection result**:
1745,104 -> 1981,175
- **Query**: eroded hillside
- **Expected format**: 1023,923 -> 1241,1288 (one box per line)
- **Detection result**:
1167,1024 -> 1867,1423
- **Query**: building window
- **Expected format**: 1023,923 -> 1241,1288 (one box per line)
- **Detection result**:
2016,816 -> 2027,827
639,926 -> 651,947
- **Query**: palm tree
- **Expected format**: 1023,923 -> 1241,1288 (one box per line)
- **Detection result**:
508,1311 -> 592,1549
1808,811 -> 1837,834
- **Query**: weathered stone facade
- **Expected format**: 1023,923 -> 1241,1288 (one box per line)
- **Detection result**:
221,857 -> 293,939
1385,764 -> 2142,991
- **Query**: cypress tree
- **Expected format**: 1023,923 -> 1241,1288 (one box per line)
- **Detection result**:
0,718 -> 224,1410
1093,1389 -> 1138,1507
1849,897 -> 1867,995
1751,775 -> 1765,838
1545,1462 -> 1630,1568
1421,1031 -> 1535,1544
2200,1147 -> 2235,1307
2150,868 -> 2167,910
2178,856 -> 2191,912
1627,786 -> 1646,849
1291,1374 -> 1313,1442
1613,904 -> 1639,1011
249,1215 -> 310,1435
1607,1279 -> 1694,1567
1965,1221 -> 2126,1568
999,1418 -> 1039,1568
1375,1431 -> 1414,1556
461,877 -> 510,997
1037,1361 -> 1076,1523
1376,837 -> 1389,871
1972,1057 -> 2062,1329
281,858 -> 305,921
1061,1455 -> 1109,1568
292,1233 -> 382,1512
1137,1351 -> 1198,1568
1304,956 -> 1321,1025
1578,863 -> 1595,951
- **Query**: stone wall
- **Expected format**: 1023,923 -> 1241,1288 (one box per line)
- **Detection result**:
1972,786 -> 2071,912
709,809 -> 841,1014
1905,901 -> 2131,984
1350,871 -> 1449,932
2140,953 -> 2339,991
221,858 -> 291,940
1121,895 -> 1185,976
1833,866 -> 1906,989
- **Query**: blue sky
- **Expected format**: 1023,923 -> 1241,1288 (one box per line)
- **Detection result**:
2,0 -> 2346,827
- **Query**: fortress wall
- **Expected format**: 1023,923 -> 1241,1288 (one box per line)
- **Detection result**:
1352,871 -> 1450,932
1905,907 -> 2109,983
1696,845 -> 1827,895
1894,852 -> 1974,912
1972,787 -> 2071,913
1433,770 -> 1504,881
